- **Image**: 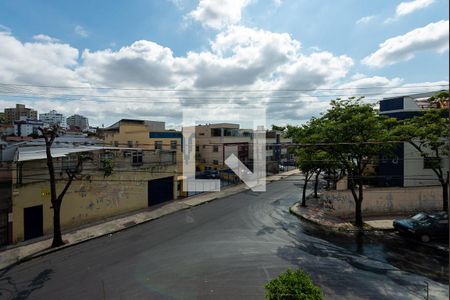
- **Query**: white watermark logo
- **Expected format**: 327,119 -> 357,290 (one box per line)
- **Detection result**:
182,108 -> 266,192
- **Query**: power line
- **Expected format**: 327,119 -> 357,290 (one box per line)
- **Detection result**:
0,82 -> 447,92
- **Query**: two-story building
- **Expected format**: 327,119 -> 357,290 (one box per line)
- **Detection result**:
378,91 -> 449,187
2,144 -> 178,245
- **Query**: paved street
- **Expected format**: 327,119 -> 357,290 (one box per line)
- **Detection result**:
0,174 -> 448,299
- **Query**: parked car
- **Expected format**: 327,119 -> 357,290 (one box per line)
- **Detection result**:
198,169 -> 220,179
393,212 -> 449,243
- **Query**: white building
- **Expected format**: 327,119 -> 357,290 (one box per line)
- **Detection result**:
67,114 -> 89,131
39,110 -> 67,128
14,119 -> 46,137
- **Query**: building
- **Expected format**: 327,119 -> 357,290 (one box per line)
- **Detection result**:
39,110 -> 67,128
14,119 -> 45,137
264,130 -> 294,173
102,119 -> 185,196
0,124 -> 14,138
0,112 -> 5,123
194,123 -> 251,171
67,114 -> 89,131
1,144 -> 178,245
378,91 -> 449,187
4,104 -> 38,124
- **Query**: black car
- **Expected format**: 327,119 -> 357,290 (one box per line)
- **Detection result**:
393,212 -> 449,243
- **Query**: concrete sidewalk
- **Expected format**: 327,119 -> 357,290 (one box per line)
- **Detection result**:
0,169 -> 300,270
289,198 -> 397,232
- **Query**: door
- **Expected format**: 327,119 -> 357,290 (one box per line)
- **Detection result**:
24,205 -> 43,240
148,177 -> 174,206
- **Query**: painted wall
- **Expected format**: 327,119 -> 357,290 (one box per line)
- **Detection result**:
320,186 -> 443,217
11,150 -> 178,244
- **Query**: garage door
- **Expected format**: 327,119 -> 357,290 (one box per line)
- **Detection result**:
148,177 -> 174,206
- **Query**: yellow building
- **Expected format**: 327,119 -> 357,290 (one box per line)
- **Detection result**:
101,119 -> 185,197
8,146 -> 178,244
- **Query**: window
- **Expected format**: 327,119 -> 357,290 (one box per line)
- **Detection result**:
196,146 -> 200,152
211,128 -> 221,137
213,160 -> 219,165
213,145 -> 219,152
170,140 -> 177,150
132,151 -> 143,166
424,157 -> 441,169
99,152 -> 113,169
113,141 -> 119,147
127,141 -> 134,148
155,141 -> 163,150
61,155 -> 77,171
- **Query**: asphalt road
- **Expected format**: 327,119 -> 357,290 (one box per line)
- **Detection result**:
0,175 -> 448,299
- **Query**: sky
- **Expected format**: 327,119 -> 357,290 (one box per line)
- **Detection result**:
0,0 -> 448,128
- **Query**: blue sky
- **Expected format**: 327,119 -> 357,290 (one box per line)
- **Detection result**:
0,0 -> 448,127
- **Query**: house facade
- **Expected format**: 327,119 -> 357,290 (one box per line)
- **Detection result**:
378,91 -> 449,187
5,145 -> 178,244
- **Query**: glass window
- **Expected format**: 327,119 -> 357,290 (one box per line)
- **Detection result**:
213,160 -> 219,165
155,141 -> 163,150
213,145 -> 219,152
132,151 -> 143,165
170,140 -> 177,150
424,157 -> 441,169
211,128 -> 221,137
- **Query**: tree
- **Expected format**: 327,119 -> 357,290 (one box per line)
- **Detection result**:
393,91 -> 449,211
39,125 -> 91,247
319,98 -> 397,226
264,269 -> 323,300
287,119 -> 342,205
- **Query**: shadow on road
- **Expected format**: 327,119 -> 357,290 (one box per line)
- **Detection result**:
0,267 -> 53,300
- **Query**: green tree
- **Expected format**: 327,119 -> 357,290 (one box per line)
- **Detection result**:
319,98 -> 396,226
392,91 -> 449,211
265,269 -> 323,300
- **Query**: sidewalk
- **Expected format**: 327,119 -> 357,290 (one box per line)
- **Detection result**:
289,197 -> 397,232
0,169 -> 300,270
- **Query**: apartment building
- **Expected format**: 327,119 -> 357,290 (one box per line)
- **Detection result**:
39,110 -> 67,128
195,123 -> 251,171
2,144 -> 178,245
67,114 -> 89,131
378,91 -> 449,187
4,104 -> 38,124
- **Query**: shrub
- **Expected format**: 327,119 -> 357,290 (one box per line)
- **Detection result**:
264,269 -> 323,300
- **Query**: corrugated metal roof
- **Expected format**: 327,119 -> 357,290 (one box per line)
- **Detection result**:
15,146 -> 145,162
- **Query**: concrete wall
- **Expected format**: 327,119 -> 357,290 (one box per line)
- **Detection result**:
11,149 -> 178,244
403,142 -> 448,187
320,186 -> 443,217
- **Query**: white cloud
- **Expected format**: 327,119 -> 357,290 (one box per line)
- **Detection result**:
0,24 -> 11,33
33,34 -> 59,43
0,31 -> 80,86
356,15 -> 375,25
74,25 -> 88,37
187,0 -> 251,29
362,20 -> 449,67
396,0 -> 434,17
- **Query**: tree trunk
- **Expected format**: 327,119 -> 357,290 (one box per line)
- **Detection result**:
51,202 -> 64,247
301,172 -> 309,207
355,179 -> 364,227
442,181 -> 448,212
313,170 -> 320,198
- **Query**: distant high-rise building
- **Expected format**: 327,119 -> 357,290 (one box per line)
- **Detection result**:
67,114 -> 89,131
4,104 -> 38,124
39,110 -> 67,128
